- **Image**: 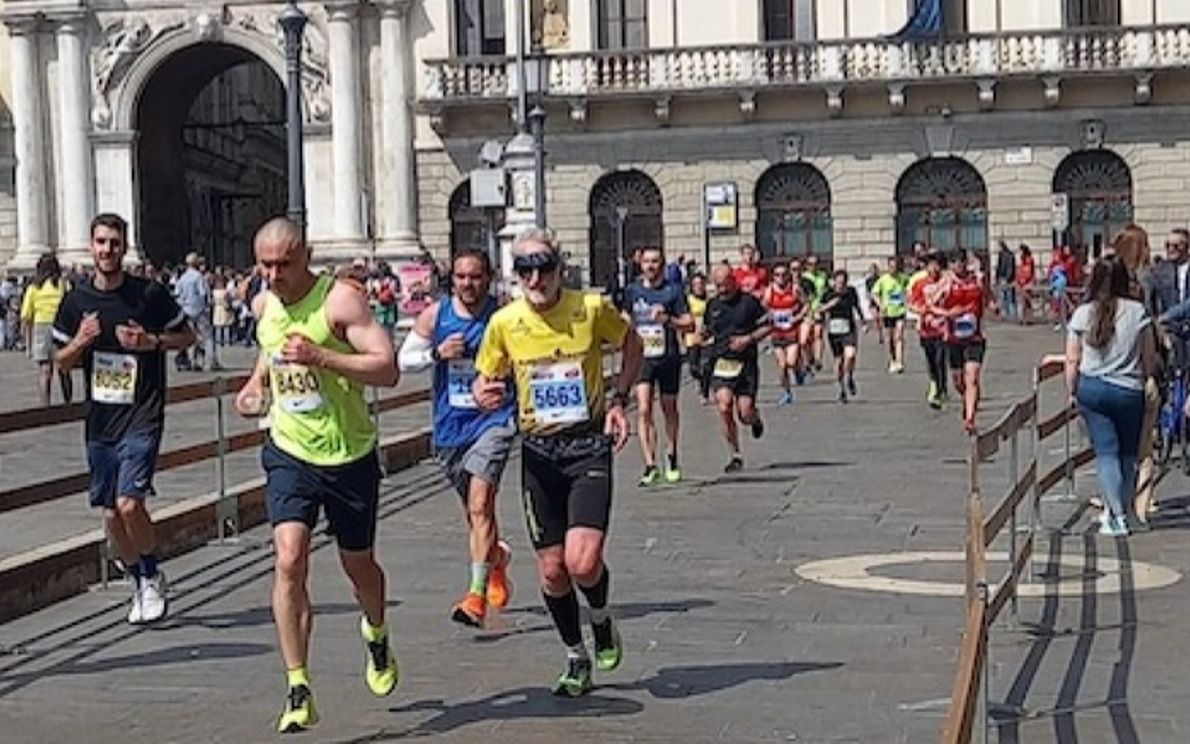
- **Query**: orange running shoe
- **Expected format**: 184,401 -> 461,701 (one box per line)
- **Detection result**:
451,592 -> 486,628
486,541 -> 513,610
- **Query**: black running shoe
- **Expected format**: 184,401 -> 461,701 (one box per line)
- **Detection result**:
750,418 -> 765,439
724,455 -> 744,473
847,377 -> 858,397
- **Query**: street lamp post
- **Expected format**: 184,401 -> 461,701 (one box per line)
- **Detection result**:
279,1 -> 308,231
529,52 -> 547,229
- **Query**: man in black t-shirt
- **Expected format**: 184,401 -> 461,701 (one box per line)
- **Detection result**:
703,264 -> 771,472
622,247 -> 693,486
818,270 -> 863,404
53,213 -> 195,625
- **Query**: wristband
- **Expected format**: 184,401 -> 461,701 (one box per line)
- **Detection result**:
430,346 -> 442,363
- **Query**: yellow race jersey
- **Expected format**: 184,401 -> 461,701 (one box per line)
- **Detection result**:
475,289 -> 628,436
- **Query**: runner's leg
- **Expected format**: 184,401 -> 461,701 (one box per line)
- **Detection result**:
660,393 -> 680,468
273,522 -> 314,674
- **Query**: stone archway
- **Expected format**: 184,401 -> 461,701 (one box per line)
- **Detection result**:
135,43 -> 287,269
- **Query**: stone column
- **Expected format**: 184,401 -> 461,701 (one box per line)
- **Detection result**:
378,1 -> 420,256
8,19 -> 50,269
55,17 -> 95,265
326,3 -> 366,243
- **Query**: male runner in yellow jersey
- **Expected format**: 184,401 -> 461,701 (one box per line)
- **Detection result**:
473,228 -> 644,697
234,218 -> 400,733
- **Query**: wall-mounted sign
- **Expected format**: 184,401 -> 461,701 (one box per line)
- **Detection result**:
704,181 -> 738,230
1051,193 -> 1070,232
1005,146 -> 1034,165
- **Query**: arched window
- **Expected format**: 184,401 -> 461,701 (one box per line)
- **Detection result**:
755,163 -> 833,265
588,170 -> 663,289
449,181 -> 504,257
1053,149 -> 1132,255
896,157 -> 988,256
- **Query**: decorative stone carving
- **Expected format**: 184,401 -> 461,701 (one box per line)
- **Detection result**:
887,82 -> 905,114
738,91 -> 756,120
194,12 -> 219,41
541,0 -> 569,50
568,98 -> 587,124
1135,72 -> 1153,105
1042,76 -> 1061,108
225,7 -> 332,124
976,78 -> 996,111
91,17 -> 185,129
825,85 -> 844,118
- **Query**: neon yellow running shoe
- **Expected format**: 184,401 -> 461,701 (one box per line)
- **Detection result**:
664,466 -> 682,484
552,656 -> 594,697
277,684 -> 318,734
592,617 -> 623,672
361,617 -> 399,697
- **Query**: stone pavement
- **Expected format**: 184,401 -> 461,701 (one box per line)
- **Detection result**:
1,325 -> 1189,743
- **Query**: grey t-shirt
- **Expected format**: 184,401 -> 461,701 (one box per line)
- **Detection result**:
1068,298 -> 1151,391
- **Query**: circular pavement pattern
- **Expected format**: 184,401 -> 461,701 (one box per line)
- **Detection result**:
795,551 -> 1182,597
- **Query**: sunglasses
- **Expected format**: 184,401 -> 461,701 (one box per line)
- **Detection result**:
1167,242 -> 1187,250
513,252 -> 560,279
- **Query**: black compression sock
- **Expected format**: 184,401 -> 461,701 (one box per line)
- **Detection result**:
543,589 -> 584,647
578,566 -> 609,610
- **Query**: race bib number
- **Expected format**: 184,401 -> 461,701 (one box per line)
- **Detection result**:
639,324 -> 666,359
954,313 -> 978,340
447,359 -> 478,409
828,318 -> 851,335
888,290 -> 906,306
772,310 -> 794,330
529,361 -> 589,424
713,358 -> 744,379
272,358 -> 325,414
92,352 -> 138,405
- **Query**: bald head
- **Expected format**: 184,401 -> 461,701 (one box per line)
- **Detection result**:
712,263 -> 737,297
254,217 -> 311,302
255,217 -> 304,253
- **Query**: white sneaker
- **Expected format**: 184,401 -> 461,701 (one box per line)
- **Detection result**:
139,571 -> 169,623
126,578 -> 144,625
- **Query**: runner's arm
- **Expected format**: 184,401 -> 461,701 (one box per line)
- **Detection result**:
397,302 -> 440,373
320,282 -> 399,387
1064,335 -> 1081,401
614,329 -> 644,399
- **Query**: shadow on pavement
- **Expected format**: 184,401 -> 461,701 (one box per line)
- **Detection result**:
0,642 -> 271,685
161,600 -> 403,630
474,598 -> 715,644
336,660 -> 839,740
604,660 -> 843,699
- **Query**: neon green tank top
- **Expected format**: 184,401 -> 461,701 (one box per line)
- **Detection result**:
258,275 -> 376,466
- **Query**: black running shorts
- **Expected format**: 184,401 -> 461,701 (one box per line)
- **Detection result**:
948,340 -> 987,370
638,358 -> 682,396
709,357 -> 760,399
521,431 -> 613,550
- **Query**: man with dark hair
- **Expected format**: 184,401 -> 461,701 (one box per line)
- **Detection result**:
623,246 -> 693,486
398,248 -> 516,629
53,212 -> 196,625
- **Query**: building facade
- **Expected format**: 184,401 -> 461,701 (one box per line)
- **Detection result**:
0,1 -> 1187,280
0,0 -> 421,272
419,0 -> 1190,284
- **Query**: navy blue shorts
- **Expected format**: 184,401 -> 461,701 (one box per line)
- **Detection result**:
262,440 -> 381,551
86,427 -> 162,509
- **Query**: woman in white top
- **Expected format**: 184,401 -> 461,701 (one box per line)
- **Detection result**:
1065,254 -> 1156,536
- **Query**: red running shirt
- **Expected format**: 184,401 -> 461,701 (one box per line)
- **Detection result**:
909,273 -> 946,339
765,285 -> 803,341
733,265 -> 769,297
942,275 -> 985,343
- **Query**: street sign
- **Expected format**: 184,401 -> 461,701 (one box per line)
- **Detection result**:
704,182 -> 738,230
1050,193 -> 1070,232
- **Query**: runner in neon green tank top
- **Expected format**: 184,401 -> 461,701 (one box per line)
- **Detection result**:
234,218 -> 400,734
872,255 -> 911,374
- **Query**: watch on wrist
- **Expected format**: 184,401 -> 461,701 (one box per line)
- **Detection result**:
430,346 -> 442,362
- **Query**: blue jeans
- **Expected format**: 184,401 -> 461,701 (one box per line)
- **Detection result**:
998,284 -> 1018,320
1076,376 -> 1144,519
